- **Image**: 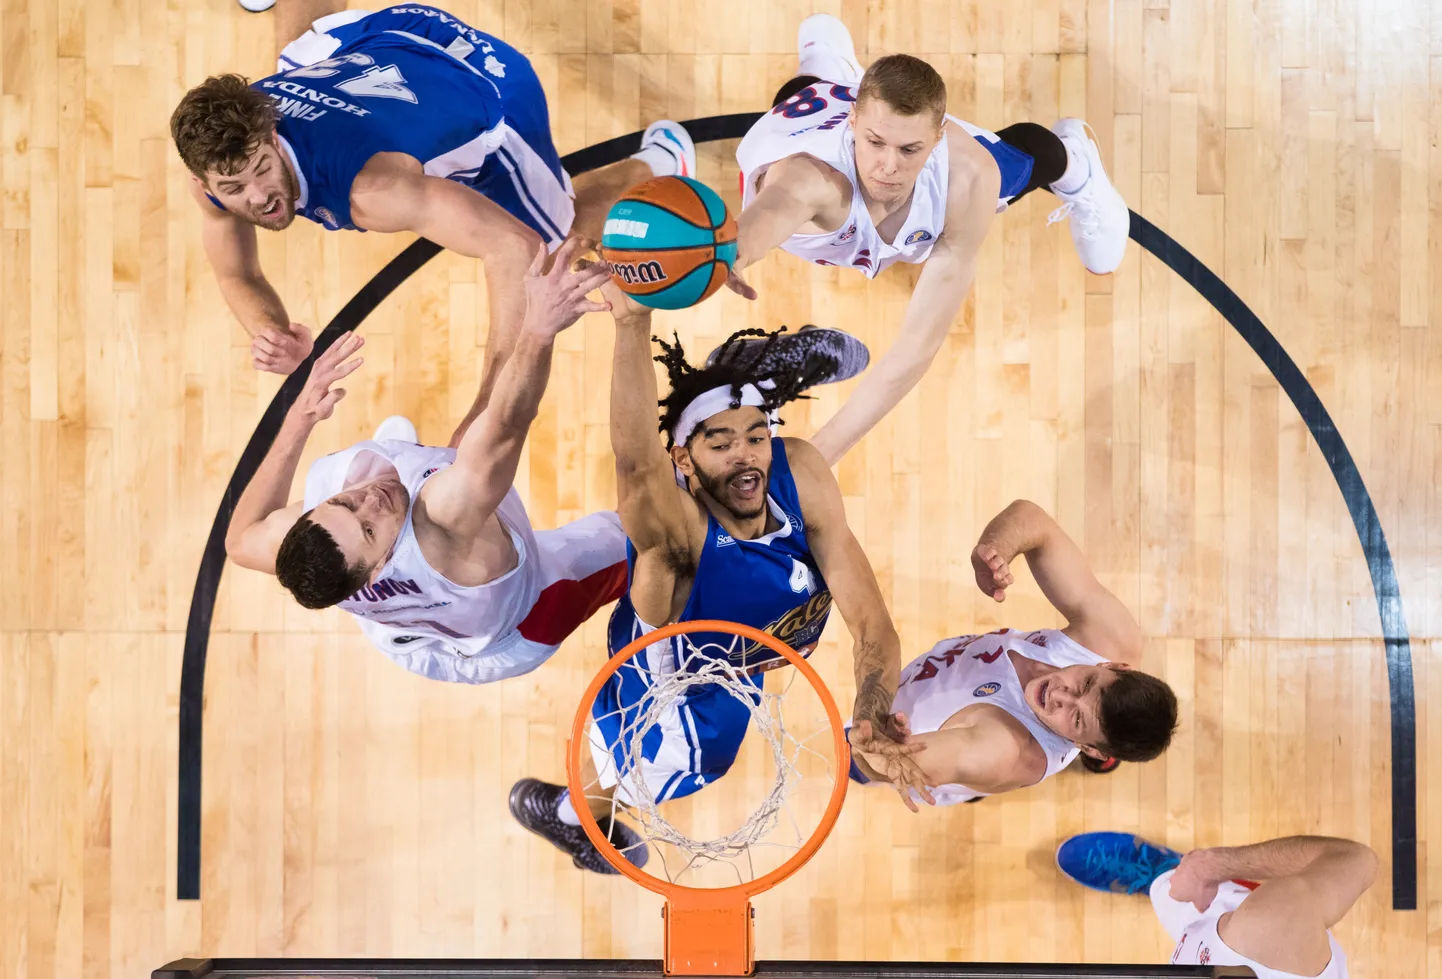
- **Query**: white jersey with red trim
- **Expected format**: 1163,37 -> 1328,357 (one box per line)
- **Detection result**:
302,438 -> 624,683
1151,871 -> 1350,979
888,628 -> 1106,806
735,80 -> 1010,279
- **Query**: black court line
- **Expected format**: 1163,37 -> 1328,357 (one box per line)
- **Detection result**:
176,112 -> 1416,911
1131,213 -> 1417,909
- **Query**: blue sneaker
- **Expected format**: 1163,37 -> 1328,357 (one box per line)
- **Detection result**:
1056,831 -> 1182,895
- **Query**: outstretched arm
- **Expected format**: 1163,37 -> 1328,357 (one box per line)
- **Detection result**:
596,278 -> 706,627
224,332 -> 367,573
727,154 -> 841,300
420,239 -> 610,540
1167,836 -> 1377,973
188,179 -> 315,375
786,438 -> 932,811
971,499 -> 1144,663
350,154 -> 545,442
809,136 -> 1000,464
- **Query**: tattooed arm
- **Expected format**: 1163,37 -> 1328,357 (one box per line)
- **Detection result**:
786,438 -> 934,811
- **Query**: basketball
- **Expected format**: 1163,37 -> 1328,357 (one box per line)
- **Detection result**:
600,175 -> 738,310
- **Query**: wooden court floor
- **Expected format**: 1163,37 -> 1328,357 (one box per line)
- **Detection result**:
2,0 -> 1439,975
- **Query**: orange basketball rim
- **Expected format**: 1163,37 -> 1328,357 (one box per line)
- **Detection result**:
566,619 -> 851,977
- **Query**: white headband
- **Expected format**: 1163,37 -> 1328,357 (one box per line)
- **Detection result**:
673,383 -> 773,445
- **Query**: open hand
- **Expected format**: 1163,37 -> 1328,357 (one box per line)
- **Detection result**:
252,322 -> 314,374
971,543 -> 1015,602
522,238 -> 613,339
724,264 -> 757,301
291,331 -> 364,425
576,253 -> 652,323
1165,849 -> 1221,912
849,716 -> 934,813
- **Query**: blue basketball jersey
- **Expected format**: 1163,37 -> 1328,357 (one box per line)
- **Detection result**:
209,7 -> 571,240
592,439 -> 835,804
606,438 -> 834,670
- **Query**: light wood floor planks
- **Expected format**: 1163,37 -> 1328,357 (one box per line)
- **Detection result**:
0,0 -> 1438,975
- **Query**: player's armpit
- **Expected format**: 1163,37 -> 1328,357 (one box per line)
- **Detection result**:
225,501 -> 305,575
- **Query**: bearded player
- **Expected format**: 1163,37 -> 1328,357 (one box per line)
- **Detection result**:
172,0 -> 696,416
715,15 -> 1130,464
508,281 -> 930,873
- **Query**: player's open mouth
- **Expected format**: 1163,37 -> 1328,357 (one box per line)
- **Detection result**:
729,471 -> 763,498
261,199 -> 282,218
1035,678 -> 1050,710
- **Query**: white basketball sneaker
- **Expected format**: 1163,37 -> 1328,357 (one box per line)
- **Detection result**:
238,0 -> 276,11
1046,119 -> 1130,275
372,415 -> 418,444
797,14 -> 864,87
633,120 -> 696,179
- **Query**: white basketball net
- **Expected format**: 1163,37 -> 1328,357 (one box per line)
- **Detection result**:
582,630 -> 838,886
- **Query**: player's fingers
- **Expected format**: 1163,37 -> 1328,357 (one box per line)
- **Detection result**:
894,784 -> 919,814
334,356 -> 364,377
572,300 -> 612,314
252,335 -> 279,356
551,236 -> 582,274
993,588 -> 1006,602
527,240 -> 548,278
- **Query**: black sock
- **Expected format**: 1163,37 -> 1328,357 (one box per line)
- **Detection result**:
994,122 -> 1069,200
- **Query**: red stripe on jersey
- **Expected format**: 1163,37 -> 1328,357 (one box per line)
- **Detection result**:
516,561 -> 628,646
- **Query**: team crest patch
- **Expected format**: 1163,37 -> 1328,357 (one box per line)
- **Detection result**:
973,682 -> 1001,697
421,467 -> 440,478
836,222 -> 857,243
904,229 -> 934,245
314,206 -> 339,229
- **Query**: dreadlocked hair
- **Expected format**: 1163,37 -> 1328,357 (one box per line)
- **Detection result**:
654,327 -> 837,448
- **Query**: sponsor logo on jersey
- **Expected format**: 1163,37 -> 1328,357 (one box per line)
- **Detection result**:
904,229 -> 934,245
609,259 -> 667,285
391,635 -> 426,645
734,589 -> 834,675
836,223 -> 857,243
421,467 -> 440,478
261,79 -> 371,117
483,54 -> 506,78
348,578 -> 422,603
604,217 -> 650,239
716,533 -> 736,546
313,207 -> 340,229
973,681 -> 1001,697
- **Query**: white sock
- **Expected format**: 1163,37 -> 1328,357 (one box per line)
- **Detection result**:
556,789 -> 582,826
1050,138 -> 1091,195
632,145 -> 681,178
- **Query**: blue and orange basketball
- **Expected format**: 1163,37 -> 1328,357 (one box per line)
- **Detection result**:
601,176 -> 738,310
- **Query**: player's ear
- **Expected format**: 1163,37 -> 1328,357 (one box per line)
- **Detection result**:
1077,743 -> 1109,761
670,443 -> 695,476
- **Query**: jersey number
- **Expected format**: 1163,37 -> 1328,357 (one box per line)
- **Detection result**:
789,559 -> 818,595
772,84 -> 856,119
286,54 -> 419,103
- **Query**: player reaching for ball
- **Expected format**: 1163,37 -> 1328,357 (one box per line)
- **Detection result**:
714,15 -> 1131,464
171,1 -> 697,426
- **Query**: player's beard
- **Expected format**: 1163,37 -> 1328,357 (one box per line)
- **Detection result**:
251,164 -> 300,230
693,463 -> 769,522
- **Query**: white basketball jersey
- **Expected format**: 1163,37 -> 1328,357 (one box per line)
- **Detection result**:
889,628 -> 1106,806
302,438 -> 551,681
1153,871 -> 1350,979
736,81 -> 1009,279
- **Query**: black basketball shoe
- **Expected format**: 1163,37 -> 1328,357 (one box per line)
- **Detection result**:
704,325 -> 871,390
1081,753 -> 1121,775
509,778 -> 649,874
